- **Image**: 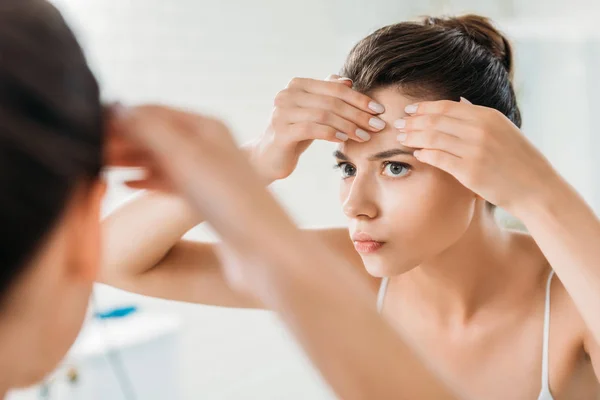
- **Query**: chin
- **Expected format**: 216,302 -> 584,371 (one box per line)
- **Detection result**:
362,256 -> 416,278
362,254 -> 418,277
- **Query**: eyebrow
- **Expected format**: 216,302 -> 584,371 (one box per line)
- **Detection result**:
333,148 -> 414,161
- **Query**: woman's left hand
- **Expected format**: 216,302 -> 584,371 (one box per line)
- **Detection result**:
396,99 -> 559,216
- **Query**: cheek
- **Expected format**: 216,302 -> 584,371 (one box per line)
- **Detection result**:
339,181 -> 349,204
384,170 -> 475,255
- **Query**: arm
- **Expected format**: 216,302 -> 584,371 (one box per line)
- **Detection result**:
514,175 -> 600,365
101,75 -> 385,306
100,191 -> 372,307
99,191 -> 262,307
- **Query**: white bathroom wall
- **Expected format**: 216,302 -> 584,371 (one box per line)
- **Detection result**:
47,1 -> 600,398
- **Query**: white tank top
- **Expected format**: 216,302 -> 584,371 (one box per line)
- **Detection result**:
376,270 -> 555,400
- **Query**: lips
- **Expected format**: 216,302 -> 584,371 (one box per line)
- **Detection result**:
352,232 -> 385,254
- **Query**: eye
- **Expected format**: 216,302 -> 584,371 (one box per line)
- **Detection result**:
382,162 -> 410,178
334,162 -> 356,179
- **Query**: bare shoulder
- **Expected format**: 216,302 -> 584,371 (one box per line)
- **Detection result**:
548,274 -> 585,337
545,273 -> 600,392
305,227 -> 382,294
513,230 -> 600,386
511,231 -> 588,348
550,273 -> 597,345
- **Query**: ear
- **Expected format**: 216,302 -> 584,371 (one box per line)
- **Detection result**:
67,180 -> 107,282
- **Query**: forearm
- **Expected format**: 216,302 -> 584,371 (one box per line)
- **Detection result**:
100,141 -> 282,289
100,191 -> 202,281
242,140 -> 279,186
101,143 -> 273,281
516,175 -> 600,343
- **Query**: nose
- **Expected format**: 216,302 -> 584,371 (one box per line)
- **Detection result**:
342,174 -> 379,220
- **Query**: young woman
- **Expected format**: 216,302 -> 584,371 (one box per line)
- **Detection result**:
101,15 -> 600,399
0,1 -> 458,398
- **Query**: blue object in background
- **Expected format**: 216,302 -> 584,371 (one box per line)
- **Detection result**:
94,305 -> 138,320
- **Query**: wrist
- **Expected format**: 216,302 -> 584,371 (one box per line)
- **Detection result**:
510,171 -> 573,225
242,139 -> 278,186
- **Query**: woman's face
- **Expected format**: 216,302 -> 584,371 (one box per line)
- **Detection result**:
337,88 -> 477,277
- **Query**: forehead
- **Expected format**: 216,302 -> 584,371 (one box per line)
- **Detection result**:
338,87 -> 422,158
371,87 -> 418,119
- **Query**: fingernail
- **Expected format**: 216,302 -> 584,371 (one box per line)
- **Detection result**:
394,119 -> 406,129
405,104 -> 418,114
368,101 -> 385,114
460,97 -> 472,104
356,128 -> 371,141
397,133 -> 407,142
369,117 -> 386,130
325,74 -> 337,81
335,132 -> 349,141
413,150 -> 422,158
338,77 -> 353,84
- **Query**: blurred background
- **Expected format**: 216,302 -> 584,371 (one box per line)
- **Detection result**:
9,0 -> 600,399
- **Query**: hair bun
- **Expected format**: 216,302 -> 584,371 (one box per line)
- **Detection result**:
424,14 -> 513,77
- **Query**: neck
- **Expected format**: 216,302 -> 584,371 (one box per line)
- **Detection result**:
0,373 -> 7,399
0,320 -> 18,397
0,308 -> 52,396
0,267 -> 56,396
402,210 -> 520,323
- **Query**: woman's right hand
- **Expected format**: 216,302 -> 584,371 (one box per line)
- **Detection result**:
249,75 -> 387,183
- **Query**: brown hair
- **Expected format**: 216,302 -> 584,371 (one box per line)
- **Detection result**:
341,14 -> 521,127
0,0 -> 102,296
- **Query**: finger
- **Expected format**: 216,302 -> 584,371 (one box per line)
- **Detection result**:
284,107 -> 373,142
337,78 -> 353,88
111,107 -> 201,191
325,74 -> 353,88
104,104 -> 163,154
398,114 -> 473,139
288,122 -> 350,143
107,153 -> 151,168
404,99 -> 476,120
104,102 -> 124,137
105,141 -> 149,166
105,132 -> 144,155
289,91 -> 386,133
104,137 -> 150,167
287,77 -> 384,115
398,129 -> 469,158
113,105 -> 200,161
105,129 -> 134,148
413,149 -> 462,177
124,179 -> 167,191
117,106 -> 243,199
